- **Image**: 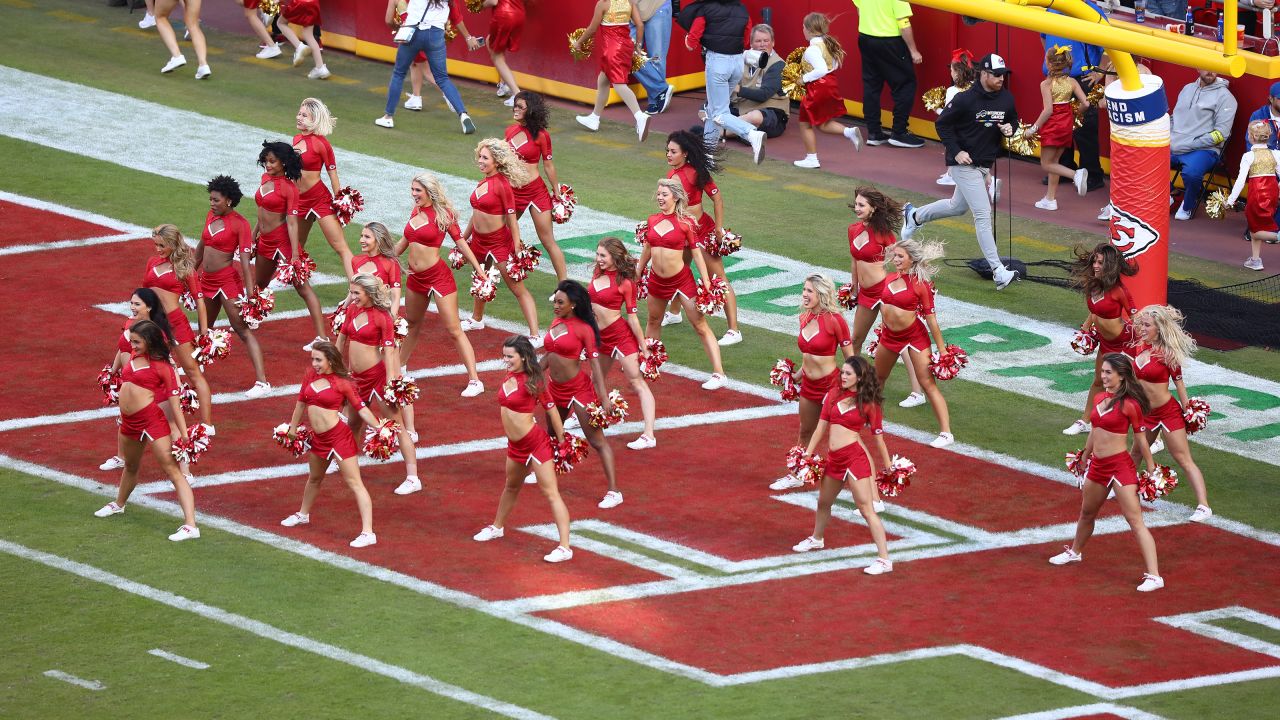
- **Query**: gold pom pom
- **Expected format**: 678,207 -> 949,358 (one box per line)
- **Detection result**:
568,28 -> 593,61
466,0 -> 484,13
1003,122 -> 1041,157
922,86 -> 947,113
444,21 -> 458,42
632,48 -> 652,73
259,0 -> 280,16
1205,189 -> 1230,220
781,48 -> 812,101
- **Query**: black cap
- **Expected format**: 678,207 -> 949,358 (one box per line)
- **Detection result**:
979,53 -> 1010,76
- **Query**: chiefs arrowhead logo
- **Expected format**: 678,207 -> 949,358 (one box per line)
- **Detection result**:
1108,206 -> 1161,259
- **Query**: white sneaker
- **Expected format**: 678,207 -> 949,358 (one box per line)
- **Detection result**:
988,177 -> 1001,204
459,112 -> 476,134
394,477 -> 422,495
543,545 -> 574,563
1049,546 -> 1082,565
404,95 -> 422,111
1034,197 -> 1058,211
1150,437 -> 1165,454
863,557 -> 893,575
408,430 -> 419,443
598,490 -> 624,509
901,202 -> 919,240
1073,168 -> 1089,196
1189,505 -> 1213,523
634,111 -> 650,142
195,65 -> 212,80
473,524 -> 504,541
496,81 -> 510,97
843,126 -> 863,151
769,475 -> 805,491
793,156 -> 821,169
898,392 -> 926,408
350,531 -> 377,548
374,116 -> 395,129
523,473 -> 537,485
1136,573 -> 1164,592
563,414 -> 580,431
503,96 -> 516,107
460,380 -> 484,397
936,172 -> 955,186
245,381 -> 272,399
99,456 -> 125,471
94,501 -> 124,517
576,113 -> 601,132
929,431 -> 954,449
872,500 -> 886,514
1097,204 -> 1113,221
718,329 -> 743,346
292,44 -> 308,66
168,525 -> 201,542
747,129 -> 766,164
792,536 -> 824,552
256,43 -> 282,60
1244,256 -> 1265,271
626,435 -> 657,450
1062,420 -> 1091,436
661,312 -> 682,326
161,56 -> 187,74
302,336 -> 326,351
701,373 -> 727,391
138,12 -> 156,29
308,66 -> 331,80
460,317 -> 485,331
1174,206 -> 1192,221
280,512 -> 310,527
993,266 -> 1019,290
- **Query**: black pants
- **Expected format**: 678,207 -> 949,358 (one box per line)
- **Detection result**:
858,34 -> 917,136
1060,77 -> 1103,180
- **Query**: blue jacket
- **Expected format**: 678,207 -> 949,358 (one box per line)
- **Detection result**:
1247,105 -> 1280,151
1042,2 -> 1106,79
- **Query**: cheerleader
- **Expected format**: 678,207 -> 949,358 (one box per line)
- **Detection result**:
793,13 -> 863,169
154,0 -> 211,79
874,238 -> 953,448
195,175 -> 269,398
145,224 -> 214,433
484,0 -> 526,104
543,280 -> 622,508
283,0 -> 330,78
1128,305 -> 1212,522
770,275 -> 857,492
1063,243 -> 1137,436
352,222 -> 404,315
336,274 -> 421,496
472,335 -> 573,563
589,237 -> 657,449
394,173 -> 486,397
99,290 -> 180,473
93,320 -> 200,542
1050,353 -> 1163,593
934,50 -> 975,187
638,179 -> 727,390
461,138 -> 541,342
662,130 -> 741,345
1027,47 -> 1089,211
507,91 -> 569,281
572,0 -> 653,142
280,341 -> 381,548
252,141 -> 328,346
1227,120 -> 1280,271
242,0 -> 293,60
791,356 -> 893,574
294,99 -> 356,278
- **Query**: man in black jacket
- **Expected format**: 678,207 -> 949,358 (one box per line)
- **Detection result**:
902,53 -> 1020,290
677,0 -> 766,163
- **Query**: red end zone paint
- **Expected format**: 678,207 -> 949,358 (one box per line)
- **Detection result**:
0,199 -> 122,247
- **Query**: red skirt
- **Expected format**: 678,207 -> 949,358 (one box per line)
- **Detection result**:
598,24 -> 635,84
507,425 -> 554,466
1040,102 -> 1075,147
351,363 -> 387,405
825,442 -> 872,482
1097,322 -> 1133,356
298,181 -> 335,220
878,319 -> 930,355
547,371 -> 597,410
647,266 -> 698,302
470,226 -> 515,264
199,264 -> 244,301
119,403 -> 171,443
282,0 -> 321,27
311,422 -> 358,461
799,367 -> 839,404
406,260 -> 457,298
600,316 -> 639,358
1246,175 -> 1279,233
694,212 -> 715,249
1143,396 -> 1186,433
857,278 -> 885,310
1086,450 -> 1138,487
256,223 -> 292,263
167,307 -> 195,346
243,0 -> 260,9
513,177 -> 553,214
487,5 -> 525,53
799,74 -> 845,126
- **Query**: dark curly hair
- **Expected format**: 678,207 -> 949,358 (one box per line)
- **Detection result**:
1071,242 -> 1137,299
851,185 -> 904,236
514,90 -> 550,143
258,141 -> 302,181
556,280 -> 601,344
206,175 -> 243,208
667,129 -> 720,189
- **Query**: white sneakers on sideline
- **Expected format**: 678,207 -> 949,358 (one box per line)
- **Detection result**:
350,532 -> 377,548
293,43 -> 308,66
195,65 -> 212,80
792,536 -> 824,552
1049,545 -> 1083,565
404,95 -> 423,111
626,434 -> 656,450
543,545 -> 573,563
94,502 -> 125,517
99,456 -> 125,471
661,312 -> 682,326
138,13 -> 156,29
747,129 -> 766,164
993,266 -> 1019,290
1189,505 -> 1214,523
843,126 -> 864,151
598,491 -> 624,509
394,477 -> 422,495
1137,573 -> 1164,592
1073,168 -> 1089,196
256,43 -> 282,60
280,512 -> 310,527
898,392 -> 926,408
375,116 -> 395,129
461,380 -> 484,397
929,431 -> 954,449
161,56 -> 187,74
307,65 -> 330,80
169,525 -> 201,542
769,475 -> 805,491
718,329 -> 742,346
793,154 -> 821,169
1034,197 -> 1058,211
576,113 -> 601,132
863,558 -> 893,575
460,317 -> 485,331
701,373 -> 727,391
634,111 -> 650,142
245,381 -> 272,399
473,524 -> 504,541
1062,419 -> 1091,435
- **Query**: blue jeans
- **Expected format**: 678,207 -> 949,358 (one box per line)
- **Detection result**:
1171,148 -> 1218,211
383,27 -> 466,117
1146,0 -> 1187,19
704,51 -> 755,144
632,1 -> 671,97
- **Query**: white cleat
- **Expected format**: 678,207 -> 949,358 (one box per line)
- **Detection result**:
473,524 -> 504,541
543,545 -> 573,563
194,65 -> 212,80
575,113 -> 601,132
898,392 -> 926,408
769,475 -> 805,491
245,381 -> 272,399
597,491 -> 624,509
138,13 -> 156,29
1188,505 -> 1214,523
701,373 -> 727,391
1136,573 -> 1165,592
718,329 -> 743,346
929,431 -> 954,449
460,317 -> 485,331
307,65 -> 331,80
280,512 -> 310,527
168,525 -> 201,542
394,477 -> 422,495
792,536 -> 824,552
1062,420 -> 1091,436
404,95 -> 423,111
661,312 -> 682,326
1048,545 -> 1082,565
256,43 -> 283,60
460,379 -> 484,397
99,456 -> 125,471
350,532 -> 378,548
843,126 -> 863,151
292,43 -> 308,66
626,434 -> 657,450
863,557 -> 893,575
94,502 -> 125,518
161,55 -> 187,74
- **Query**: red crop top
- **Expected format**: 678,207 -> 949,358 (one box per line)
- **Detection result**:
819,389 -> 884,435
798,312 -> 851,357
668,163 -> 718,206
543,316 -> 599,361
644,212 -> 698,251
505,124 -> 553,167
1085,282 -> 1136,321
143,255 -> 190,296
352,254 -> 402,290
202,210 -> 253,255
1128,343 -> 1183,384
404,206 -> 460,249
292,133 -> 337,172
121,353 -> 179,399
1089,392 -> 1147,434
298,369 -> 366,411
117,317 -> 133,354
588,270 -> 638,314
848,222 -> 894,264
498,372 -> 542,413
256,174 -> 300,216
340,306 -> 396,348
470,174 -> 516,216
881,272 -> 936,315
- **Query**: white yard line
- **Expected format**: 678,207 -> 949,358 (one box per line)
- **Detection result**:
41,670 -> 105,691
147,648 -> 210,670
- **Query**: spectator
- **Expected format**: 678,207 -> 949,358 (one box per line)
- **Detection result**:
634,0 -> 676,114
375,0 -> 483,133
1043,0 -> 1107,193
1170,70 -> 1237,221
1245,81 -> 1280,152
1144,1 -> 1188,19
853,0 -> 924,148
731,24 -> 789,139
676,0 -> 767,163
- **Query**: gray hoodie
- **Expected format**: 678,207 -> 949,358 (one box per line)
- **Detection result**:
1170,77 -> 1238,155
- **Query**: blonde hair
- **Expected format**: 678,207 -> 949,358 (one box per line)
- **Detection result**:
475,138 -> 532,187
362,222 -> 397,258
298,97 -> 336,136
890,238 -> 945,283
802,13 -> 845,67
1136,304 -> 1197,371
412,173 -> 457,233
1248,119 -> 1273,145
655,178 -> 695,224
152,224 -> 196,280
350,273 -> 392,311
1046,46 -> 1073,77
802,273 -> 841,315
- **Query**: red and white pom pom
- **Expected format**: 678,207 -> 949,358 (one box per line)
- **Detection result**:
784,445 -> 826,485
1064,449 -> 1089,477
362,419 -> 402,461
1183,397 -> 1211,435
504,245 -> 543,282
179,290 -> 197,311
634,221 -> 649,246
705,228 -> 743,258
394,315 -> 409,341
178,382 -> 200,414
192,329 -> 233,370
876,454 -> 917,498
381,377 -> 420,409
98,365 -> 122,406
330,186 -> 365,227
447,246 -> 466,270
328,298 -> 349,337
769,358 -> 800,402
170,423 -> 212,465
1138,465 -> 1180,502
236,288 -> 275,330
929,344 -> 970,381
1070,326 -> 1099,356
636,268 -> 651,301
864,324 -> 884,356
553,434 -> 590,474
274,250 -> 317,286
469,267 -> 499,302
639,338 -> 666,381
585,389 -> 629,428
695,276 -> 728,316
551,184 -> 577,224
836,283 -> 857,311
271,422 -> 314,458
